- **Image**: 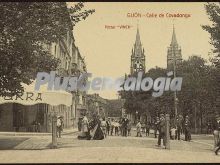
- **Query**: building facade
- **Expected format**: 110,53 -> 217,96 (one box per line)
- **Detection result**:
0,3 -> 88,132
86,94 -> 109,119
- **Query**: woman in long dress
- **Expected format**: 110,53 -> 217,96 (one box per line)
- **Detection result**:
78,114 -> 91,140
89,115 -> 104,140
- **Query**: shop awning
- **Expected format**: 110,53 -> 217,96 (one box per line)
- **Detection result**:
0,80 -> 73,106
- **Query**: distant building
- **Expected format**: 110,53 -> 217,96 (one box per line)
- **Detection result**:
167,25 -> 182,69
86,94 -> 109,119
130,26 -> 146,74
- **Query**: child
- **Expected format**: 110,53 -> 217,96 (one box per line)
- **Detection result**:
171,126 -> 177,140
136,120 -> 142,137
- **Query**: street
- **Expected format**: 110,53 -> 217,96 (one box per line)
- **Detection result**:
0,130 -> 219,163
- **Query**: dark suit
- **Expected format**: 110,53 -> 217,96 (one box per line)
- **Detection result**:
158,117 -> 166,146
122,118 -> 129,136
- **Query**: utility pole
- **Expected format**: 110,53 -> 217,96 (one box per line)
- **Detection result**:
165,114 -> 170,149
51,106 -> 57,149
172,25 -> 178,127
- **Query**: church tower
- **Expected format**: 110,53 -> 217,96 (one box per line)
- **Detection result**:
167,25 -> 182,69
130,26 -> 146,75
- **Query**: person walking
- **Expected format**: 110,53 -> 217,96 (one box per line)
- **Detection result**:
157,113 -> 166,148
184,115 -> 191,141
146,121 -> 150,136
154,117 -> 160,138
127,120 -> 132,136
122,115 -> 129,137
136,120 -> 142,137
78,117 -> 82,132
175,116 -> 182,140
106,118 -> 111,136
213,115 -> 220,155
110,119 -> 115,136
57,116 -> 63,138
101,117 -> 107,137
171,126 -> 177,140
115,120 -> 119,136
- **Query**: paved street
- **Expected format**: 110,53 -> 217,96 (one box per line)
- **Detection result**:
0,129 -> 219,163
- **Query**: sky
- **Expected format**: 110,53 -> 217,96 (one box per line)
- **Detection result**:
68,2 -> 213,99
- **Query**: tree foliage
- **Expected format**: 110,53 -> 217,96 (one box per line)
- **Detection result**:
120,56 -> 218,132
0,2 -> 94,97
202,2 -> 220,115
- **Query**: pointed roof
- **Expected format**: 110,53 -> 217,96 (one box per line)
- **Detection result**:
171,25 -> 178,46
135,25 -> 141,46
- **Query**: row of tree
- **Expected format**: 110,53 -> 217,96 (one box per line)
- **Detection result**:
120,3 -> 220,133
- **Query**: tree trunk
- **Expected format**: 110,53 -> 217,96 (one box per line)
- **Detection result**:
195,106 -> 197,134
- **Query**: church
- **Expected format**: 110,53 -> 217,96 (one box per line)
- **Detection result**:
124,25 -> 182,124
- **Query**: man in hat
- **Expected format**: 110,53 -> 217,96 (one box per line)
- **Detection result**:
122,115 -> 129,137
157,113 -> 166,148
176,115 -> 182,140
184,115 -> 191,141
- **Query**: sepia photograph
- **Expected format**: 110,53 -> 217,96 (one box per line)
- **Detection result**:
0,1 -> 220,163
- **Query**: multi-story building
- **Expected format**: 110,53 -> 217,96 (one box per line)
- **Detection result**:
86,94 -> 109,119
0,4 -> 88,132
71,47 -> 88,128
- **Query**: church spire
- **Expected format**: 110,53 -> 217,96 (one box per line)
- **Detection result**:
130,24 -> 145,75
135,25 -> 141,46
171,24 -> 178,46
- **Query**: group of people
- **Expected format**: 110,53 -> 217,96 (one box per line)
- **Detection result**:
105,116 -> 132,137
78,114 -> 105,140
77,114 -> 133,140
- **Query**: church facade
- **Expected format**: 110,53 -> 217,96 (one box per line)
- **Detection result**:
124,25 -> 183,125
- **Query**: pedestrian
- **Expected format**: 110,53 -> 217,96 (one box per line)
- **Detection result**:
146,121 -> 150,136
171,126 -> 177,140
106,118 -> 111,135
136,120 -> 142,137
124,116 -> 129,137
184,115 -> 191,142
175,116 -> 182,140
101,117 -> 107,137
207,121 -> 212,134
154,117 -> 160,138
141,122 -> 146,133
115,120 -> 119,136
213,115 -> 220,155
127,120 -> 132,136
78,114 -> 91,140
110,119 -> 115,136
89,114 -> 104,140
78,117 -> 82,132
157,113 -> 166,148
57,116 -> 63,138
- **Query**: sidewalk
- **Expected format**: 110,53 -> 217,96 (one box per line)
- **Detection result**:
0,128 -> 79,150
0,128 -> 78,137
